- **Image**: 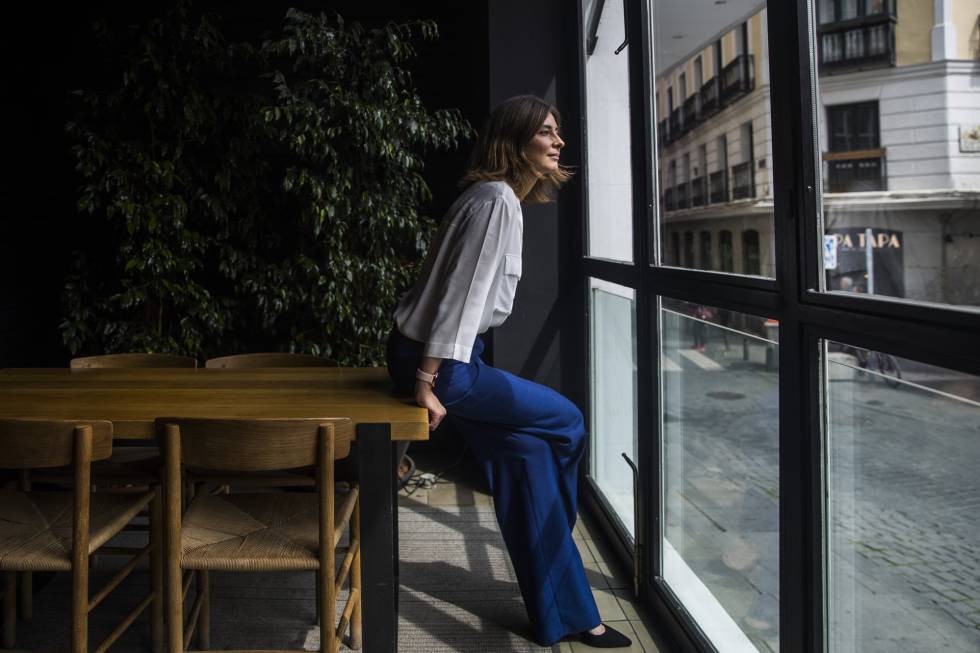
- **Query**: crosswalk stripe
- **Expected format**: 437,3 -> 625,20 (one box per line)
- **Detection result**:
678,349 -> 724,370
661,356 -> 682,372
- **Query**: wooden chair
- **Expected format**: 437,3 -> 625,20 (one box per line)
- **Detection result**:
200,353 -> 338,491
0,419 -> 163,652
157,418 -> 360,653
70,354 -> 198,369
204,352 -> 337,368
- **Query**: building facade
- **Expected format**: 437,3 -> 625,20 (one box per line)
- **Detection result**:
657,0 -> 980,307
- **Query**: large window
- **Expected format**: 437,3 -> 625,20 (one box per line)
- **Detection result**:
577,2 -> 979,653
824,102 -> 884,193
824,345 -> 980,652
654,0 -> 773,276
662,300 -> 780,652
589,279 -> 638,535
816,17 -> 980,308
584,0 -> 633,261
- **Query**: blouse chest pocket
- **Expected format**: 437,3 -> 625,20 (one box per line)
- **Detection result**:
504,253 -> 522,279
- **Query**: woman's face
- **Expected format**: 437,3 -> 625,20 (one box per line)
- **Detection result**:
524,112 -> 565,173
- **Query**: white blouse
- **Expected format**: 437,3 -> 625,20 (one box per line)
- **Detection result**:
394,180 -> 523,363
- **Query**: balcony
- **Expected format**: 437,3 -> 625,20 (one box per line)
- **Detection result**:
682,94 -> 701,133
824,149 -> 886,192
700,77 -> 720,118
669,107 -> 684,140
818,12 -> 896,73
676,181 -> 690,209
709,170 -> 727,204
658,118 -> 671,146
719,54 -> 754,106
690,176 -> 707,207
731,161 -> 755,199
663,182 -> 694,212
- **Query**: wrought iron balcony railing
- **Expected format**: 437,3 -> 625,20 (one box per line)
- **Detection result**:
658,118 -> 671,147
675,182 -> 690,210
731,161 -> 755,200
669,108 -> 683,139
700,77 -> 720,118
819,16 -> 896,72
719,54 -> 754,106
709,170 -> 727,204
690,176 -> 707,207
682,95 -> 700,134
824,149 -> 886,192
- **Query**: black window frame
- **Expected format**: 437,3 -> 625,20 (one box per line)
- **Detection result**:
826,101 -> 879,152
573,2 -> 980,653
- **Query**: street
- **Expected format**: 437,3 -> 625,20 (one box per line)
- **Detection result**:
660,315 -> 980,653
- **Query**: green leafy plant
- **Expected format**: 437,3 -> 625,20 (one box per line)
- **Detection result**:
63,2 -> 471,364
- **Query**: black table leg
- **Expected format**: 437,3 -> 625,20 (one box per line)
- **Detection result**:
357,423 -> 397,653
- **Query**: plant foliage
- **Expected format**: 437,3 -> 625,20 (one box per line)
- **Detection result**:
63,1 -> 471,364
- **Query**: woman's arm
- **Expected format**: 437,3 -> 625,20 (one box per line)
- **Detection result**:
416,356 -> 446,431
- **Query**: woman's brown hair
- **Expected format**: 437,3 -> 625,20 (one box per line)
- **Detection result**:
460,95 -> 572,205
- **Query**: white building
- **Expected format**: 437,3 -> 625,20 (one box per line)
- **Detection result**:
657,0 -> 980,306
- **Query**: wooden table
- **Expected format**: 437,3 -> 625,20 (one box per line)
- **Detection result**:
0,367 -> 428,653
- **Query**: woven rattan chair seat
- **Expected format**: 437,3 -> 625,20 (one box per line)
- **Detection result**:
180,490 -> 357,572
0,489 -> 154,571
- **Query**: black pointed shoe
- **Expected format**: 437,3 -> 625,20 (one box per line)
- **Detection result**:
579,623 -> 633,648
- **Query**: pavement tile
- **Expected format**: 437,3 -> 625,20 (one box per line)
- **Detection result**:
583,557 -> 611,589
592,587 -> 627,622
613,588 -> 642,621
629,618 -> 664,653
598,561 -> 632,590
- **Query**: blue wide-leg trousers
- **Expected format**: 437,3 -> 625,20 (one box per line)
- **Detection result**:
386,328 -> 601,645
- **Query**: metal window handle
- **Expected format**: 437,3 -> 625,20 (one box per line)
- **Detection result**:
614,0 -> 629,54
622,452 -> 641,597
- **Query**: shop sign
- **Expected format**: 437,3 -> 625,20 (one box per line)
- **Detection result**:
829,230 -> 902,251
825,227 -> 905,298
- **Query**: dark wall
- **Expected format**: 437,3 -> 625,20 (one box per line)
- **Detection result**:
0,0 -> 489,367
485,0 -> 586,403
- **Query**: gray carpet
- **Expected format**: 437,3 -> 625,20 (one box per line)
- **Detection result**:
5,503 -> 551,652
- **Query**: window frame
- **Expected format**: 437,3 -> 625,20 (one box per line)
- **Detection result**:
574,1 -> 980,652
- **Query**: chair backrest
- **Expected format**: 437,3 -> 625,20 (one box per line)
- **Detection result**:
155,418 -> 352,472
204,352 -> 338,368
70,353 -> 198,369
0,419 -> 113,469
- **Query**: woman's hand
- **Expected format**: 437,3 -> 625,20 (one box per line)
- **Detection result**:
415,381 -> 447,431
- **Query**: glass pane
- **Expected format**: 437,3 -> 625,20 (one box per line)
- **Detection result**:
584,0 -> 633,262
824,343 -> 980,652
661,299 -> 780,652
589,279 -> 638,534
814,3 -> 980,308
653,0 -> 775,277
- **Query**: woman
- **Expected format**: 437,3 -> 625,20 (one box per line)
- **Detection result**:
385,95 -> 632,648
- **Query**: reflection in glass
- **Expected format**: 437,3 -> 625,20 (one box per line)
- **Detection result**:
590,279 -> 637,535
654,0 -> 775,277
824,343 -> 980,652
661,299 -> 779,652
815,0 -> 980,308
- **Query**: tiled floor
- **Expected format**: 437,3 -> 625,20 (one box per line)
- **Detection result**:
5,449 -> 671,652
399,449 -> 670,653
